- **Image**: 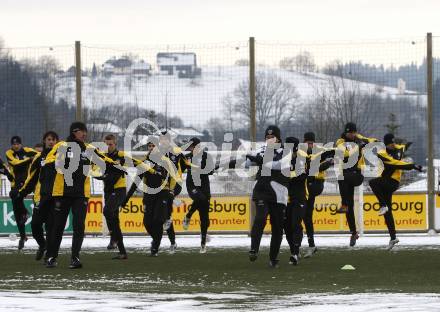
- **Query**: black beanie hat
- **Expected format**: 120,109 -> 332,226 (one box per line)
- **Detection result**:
384,133 -> 395,146
10,136 -> 22,145
265,125 -> 281,140
304,132 -> 315,142
189,137 -> 201,147
70,121 -> 87,134
285,136 -> 299,151
344,122 -> 357,133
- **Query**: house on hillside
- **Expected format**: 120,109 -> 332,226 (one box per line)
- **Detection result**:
131,60 -> 151,76
102,57 -> 132,76
102,63 -> 114,77
156,52 -> 201,78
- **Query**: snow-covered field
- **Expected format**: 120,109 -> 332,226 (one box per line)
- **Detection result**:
1,233 -> 439,251
0,290 -> 439,312
1,234 -> 439,311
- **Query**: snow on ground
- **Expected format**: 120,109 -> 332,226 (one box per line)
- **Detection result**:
0,290 -> 439,312
1,234 -> 439,311
1,234 -> 439,251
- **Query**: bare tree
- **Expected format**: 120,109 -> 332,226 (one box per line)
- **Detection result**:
279,51 -> 316,73
33,55 -> 61,131
302,73 -> 375,142
223,71 -> 300,130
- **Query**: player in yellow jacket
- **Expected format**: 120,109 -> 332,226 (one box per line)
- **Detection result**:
44,122 -> 121,269
335,122 -> 377,247
120,136 -> 178,257
303,132 -> 335,258
97,134 -> 144,259
369,133 -> 423,250
18,131 -> 59,261
6,136 -> 38,250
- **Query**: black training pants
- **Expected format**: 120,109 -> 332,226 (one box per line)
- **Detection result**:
186,188 -> 210,245
143,191 -> 172,252
31,198 -> 54,250
10,186 -> 28,240
369,177 -> 399,240
304,178 -> 324,247
104,188 -> 127,254
47,196 -> 88,259
338,170 -> 364,233
251,199 -> 285,261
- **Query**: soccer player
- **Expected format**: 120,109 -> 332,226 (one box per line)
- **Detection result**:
303,132 -> 334,257
18,131 -> 59,261
182,137 -> 215,253
44,122 -> 120,269
283,136 -> 307,266
369,133 -> 423,250
159,131 -> 190,254
98,134 -> 141,259
6,136 -> 38,250
335,122 -> 377,246
120,136 -> 177,257
247,125 -> 290,268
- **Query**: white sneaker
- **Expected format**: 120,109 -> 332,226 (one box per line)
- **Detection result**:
303,247 -> 318,258
378,206 -> 389,216
169,243 -> 177,254
163,218 -> 172,231
200,245 -> 207,254
387,238 -> 399,251
182,216 -> 190,231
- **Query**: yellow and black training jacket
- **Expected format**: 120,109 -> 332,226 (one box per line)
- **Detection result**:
96,149 -> 144,194
5,147 -> 38,188
43,140 -> 119,198
122,151 -> 179,206
19,148 -> 53,203
335,134 -> 377,172
376,144 -> 416,183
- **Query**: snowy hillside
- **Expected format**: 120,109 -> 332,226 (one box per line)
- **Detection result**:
55,66 -> 424,129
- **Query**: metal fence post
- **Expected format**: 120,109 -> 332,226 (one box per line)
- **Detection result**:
426,33 -> 436,233
248,37 -> 257,235
75,41 -> 82,122
249,37 -> 256,143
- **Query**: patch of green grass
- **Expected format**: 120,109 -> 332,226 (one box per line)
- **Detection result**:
0,247 -> 439,294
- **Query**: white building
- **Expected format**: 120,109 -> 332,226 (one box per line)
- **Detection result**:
156,52 -> 201,78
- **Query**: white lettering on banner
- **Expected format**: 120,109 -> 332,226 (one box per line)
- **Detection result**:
3,203 -> 15,226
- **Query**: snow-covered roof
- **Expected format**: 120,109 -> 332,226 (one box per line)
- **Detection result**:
102,63 -> 114,70
157,53 -> 196,66
89,122 -> 122,133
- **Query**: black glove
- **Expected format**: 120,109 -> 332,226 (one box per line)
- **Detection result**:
413,164 -> 423,172
246,154 -> 263,165
94,174 -> 107,181
154,166 -> 168,178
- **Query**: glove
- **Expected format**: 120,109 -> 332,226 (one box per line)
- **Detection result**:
94,174 -> 107,181
154,166 -> 168,178
413,164 -> 423,172
246,154 -> 263,165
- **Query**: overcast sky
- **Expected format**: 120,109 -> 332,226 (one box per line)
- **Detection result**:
1,0 -> 439,47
